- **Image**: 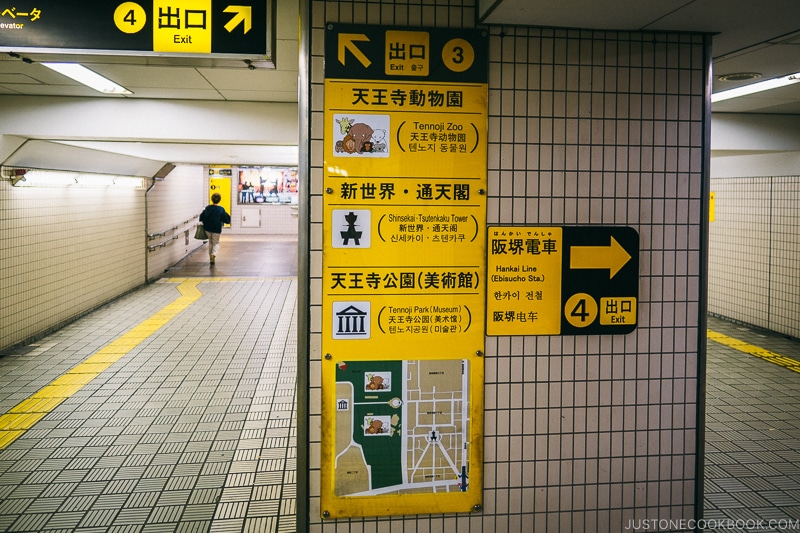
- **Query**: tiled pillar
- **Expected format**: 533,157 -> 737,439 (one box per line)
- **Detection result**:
299,2 -> 710,531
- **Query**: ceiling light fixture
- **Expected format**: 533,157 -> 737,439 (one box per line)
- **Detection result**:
718,72 -> 761,82
712,72 -> 800,103
40,62 -> 132,95
9,169 -> 145,189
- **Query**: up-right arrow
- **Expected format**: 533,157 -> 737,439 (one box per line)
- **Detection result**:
570,236 -> 632,279
224,6 -> 252,34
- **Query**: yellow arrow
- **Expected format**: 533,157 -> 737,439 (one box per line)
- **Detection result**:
224,5 -> 252,34
339,33 -> 371,68
570,236 -> 631,279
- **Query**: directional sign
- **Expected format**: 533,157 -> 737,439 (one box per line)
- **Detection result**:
338,33 -> 372,69
570,236 -> 631,278
321,24 -> 487,519
0,1 -> 270,57
325,23 -> 487,83
487,226 -> 639,336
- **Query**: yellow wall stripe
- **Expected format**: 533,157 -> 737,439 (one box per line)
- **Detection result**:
0,280 -> 203,450
708,329 -> 800,374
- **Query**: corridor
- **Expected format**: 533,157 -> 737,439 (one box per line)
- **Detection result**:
0,236 -> 799,531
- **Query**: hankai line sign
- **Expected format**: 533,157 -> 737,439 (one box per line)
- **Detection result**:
321,24 -> 487,519
0,1 -> 269,56
487,226 -> 639,336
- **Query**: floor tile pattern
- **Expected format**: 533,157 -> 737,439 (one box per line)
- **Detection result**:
704,316 -> 800,533
0,237 -> 297,533
2,237 -> 800,532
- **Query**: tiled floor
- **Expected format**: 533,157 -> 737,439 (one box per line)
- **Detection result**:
704,316 -> 800,532
1,235 -> 800,532
0,236 -> 298,533
166,234 -> 298,278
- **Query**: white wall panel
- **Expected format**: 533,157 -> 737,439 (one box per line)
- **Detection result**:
145,164 -> 206,281
708,175 -> 800,338
0,181 -> 145,349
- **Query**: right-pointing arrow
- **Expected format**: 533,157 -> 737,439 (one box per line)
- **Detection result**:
570,236 -> 632,279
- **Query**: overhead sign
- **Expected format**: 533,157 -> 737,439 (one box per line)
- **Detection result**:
0,1 -> 269,57
321,24 -> 487,519
487,226 -> 639,336
324,23 -> 487,83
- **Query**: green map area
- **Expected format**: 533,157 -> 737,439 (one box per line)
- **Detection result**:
334,359 -> 469,496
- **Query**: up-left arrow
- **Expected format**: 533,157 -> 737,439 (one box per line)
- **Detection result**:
338,33 -> 371,68
224,6 -> 252,34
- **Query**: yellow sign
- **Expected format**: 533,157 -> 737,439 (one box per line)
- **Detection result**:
324,204 -> 481,264
710,191 -> 715,222
338,33 -> 372,68
487,226 -> 639,336
209,176 -> 231,226
599,297 -> 637,325
486,227 -> 563,335
441,38 -> 476,73
321,24 -> 487,519
570,236 -> 631,278
114,3 -> 147,34
223,5 -> 251,33
153,0 -> 212,53
325,80 -> 487,177
385,30 -> 429,76
0,2 -> 267,57
321,357 -> 483,517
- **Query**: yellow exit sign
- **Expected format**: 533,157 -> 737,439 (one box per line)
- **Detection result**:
487,226 -> 639,336
385,30 -> 429,76
153,0 -> 212,53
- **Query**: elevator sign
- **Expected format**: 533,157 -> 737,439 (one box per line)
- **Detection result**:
0,1 -> 270,57
487,226 -> 639,336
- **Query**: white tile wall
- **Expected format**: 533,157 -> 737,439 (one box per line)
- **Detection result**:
0,180 -> 145,349
146,164 -> 206,281
708,176 -> 800,338
228,203 -> 299,235
306,2 -> 707,532
0,164 -> 226,349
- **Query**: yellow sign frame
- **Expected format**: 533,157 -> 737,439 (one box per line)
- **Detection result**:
209,176 -> 231,227
321,24 -> 488,519
320,358 -> 484,518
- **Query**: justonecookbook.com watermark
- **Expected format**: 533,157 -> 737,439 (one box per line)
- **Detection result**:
625,518 -> 800,531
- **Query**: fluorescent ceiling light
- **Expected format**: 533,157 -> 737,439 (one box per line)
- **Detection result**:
712,72 -> 800,103
41,62 -> 132,95
12,169 -> 145,189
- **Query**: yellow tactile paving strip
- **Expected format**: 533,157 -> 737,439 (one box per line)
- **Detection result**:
707,329 -> 800,374
0,279 -> 224,451
0,273 -> 298,532
4,319 -> 795,451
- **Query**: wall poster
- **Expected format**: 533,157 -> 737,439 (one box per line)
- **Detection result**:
237,166 -> 298,205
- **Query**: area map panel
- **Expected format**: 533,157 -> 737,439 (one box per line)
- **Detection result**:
334,359 -> 470,496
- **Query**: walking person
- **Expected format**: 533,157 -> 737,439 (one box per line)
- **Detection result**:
199,192 -> 231,265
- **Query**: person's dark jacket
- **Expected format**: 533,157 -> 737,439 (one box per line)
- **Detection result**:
200,204 -> 231,233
